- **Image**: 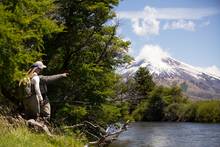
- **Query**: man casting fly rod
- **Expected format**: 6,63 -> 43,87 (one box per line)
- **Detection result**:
20,61 -> 68,121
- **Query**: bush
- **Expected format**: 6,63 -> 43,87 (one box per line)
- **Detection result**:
195,101 -> 220,122
119,102 -> 134,122
56,104 -> 88,124
145,87 -> 165,121
131,100 -> 149,121
164,102 -> 196,122
164,103 -> 181,121
180,103 -> 197,122
164,100 -> 220,122
95,104 -> 122,125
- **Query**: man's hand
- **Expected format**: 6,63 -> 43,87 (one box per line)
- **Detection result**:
62,73 -> 69,77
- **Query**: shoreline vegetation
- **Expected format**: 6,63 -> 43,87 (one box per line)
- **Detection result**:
0,115 -> 85,147
132,96 -> 220,123
0,0 -> 220,146
0,97 -> 220,147
130,67 -> 220,123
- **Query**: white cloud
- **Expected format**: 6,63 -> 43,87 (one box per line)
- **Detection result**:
117,7 -> 219,20
163,20 -> 196,31
136,44 -> 170,61
197,65 -> 220,78
157,8 -> 219,20
136,44 -> 174,73
117,6 -> 219,35
131,6 -> 160,36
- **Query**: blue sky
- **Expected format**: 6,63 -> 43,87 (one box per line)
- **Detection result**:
114,0 -> 220,76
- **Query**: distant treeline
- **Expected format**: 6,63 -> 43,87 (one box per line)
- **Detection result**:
126,67 -> 220,123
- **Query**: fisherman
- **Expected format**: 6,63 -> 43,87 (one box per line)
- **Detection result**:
22,61 -> 68,120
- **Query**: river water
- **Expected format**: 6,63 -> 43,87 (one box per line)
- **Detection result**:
109,122 -> 220,147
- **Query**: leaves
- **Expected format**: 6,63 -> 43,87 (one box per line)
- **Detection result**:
1,0 -> 132,125
0,0 -> 63,106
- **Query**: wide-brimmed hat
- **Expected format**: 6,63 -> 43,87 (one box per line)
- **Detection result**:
31,61 -> 47,69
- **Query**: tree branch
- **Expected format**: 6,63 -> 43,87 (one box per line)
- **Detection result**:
95,25 -> 117,64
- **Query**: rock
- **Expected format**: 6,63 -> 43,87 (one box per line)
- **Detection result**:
27,119 -> 52,136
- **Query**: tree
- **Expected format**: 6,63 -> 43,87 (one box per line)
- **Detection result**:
144,86 -> 165,121
0,0 -> 63,103
134,67 -> 155,99
42,0 -> 132,123
0,0 -> 132,125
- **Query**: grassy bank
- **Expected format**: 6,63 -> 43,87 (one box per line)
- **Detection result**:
0,117 -> 84,147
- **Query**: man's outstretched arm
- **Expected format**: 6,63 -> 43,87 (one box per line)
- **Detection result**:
40,73 -> 68,83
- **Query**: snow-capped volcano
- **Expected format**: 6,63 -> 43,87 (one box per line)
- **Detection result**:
121,45 -> 220,99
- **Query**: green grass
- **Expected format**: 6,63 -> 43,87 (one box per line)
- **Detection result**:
0,117 -> 85,147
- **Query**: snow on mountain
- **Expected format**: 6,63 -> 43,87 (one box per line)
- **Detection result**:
120,45 -> 220,99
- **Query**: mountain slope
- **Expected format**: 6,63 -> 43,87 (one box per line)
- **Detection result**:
121,55 -> 220,99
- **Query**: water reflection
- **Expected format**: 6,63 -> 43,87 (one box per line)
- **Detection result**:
109,122 -> 220,147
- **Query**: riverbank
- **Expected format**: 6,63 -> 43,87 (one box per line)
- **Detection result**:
0,116 -> 85,147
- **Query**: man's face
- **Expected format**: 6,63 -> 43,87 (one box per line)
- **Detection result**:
35,68 -> 42,74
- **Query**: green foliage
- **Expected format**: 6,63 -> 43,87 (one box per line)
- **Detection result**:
133,87 -> 165,121
119,102 -> 134,121
162,86 -> 187,104
0,0 -> 63,100
42,0 -> 132,125
164,100 -> 220,123
124,67 -> 155,117
1,0 -> 132,126
195,101 -> 220,122
71,64 -> 118,104
131,74 -> 188,122
96,104 -> 122,125
180,103 -> 197,121
130,67 -> 220,123
145,87 -> 165,121
56,104 -> 88,124
0,116 -> 84,147
134,67 -> 155,97
164,103 -> 181,121
164,103 -> 193,121
132,100 -> 149,121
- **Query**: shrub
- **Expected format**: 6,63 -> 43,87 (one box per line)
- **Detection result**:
195,101 -> 220,122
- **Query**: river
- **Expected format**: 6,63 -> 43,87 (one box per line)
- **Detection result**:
109,122 -> 220,147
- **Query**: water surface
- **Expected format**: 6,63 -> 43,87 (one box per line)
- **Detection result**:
110,122 -> 220,147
